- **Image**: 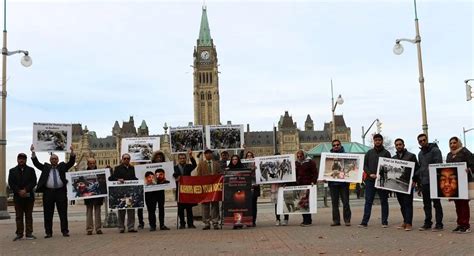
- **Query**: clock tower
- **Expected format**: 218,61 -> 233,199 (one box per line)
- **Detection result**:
193,6 -> 220,126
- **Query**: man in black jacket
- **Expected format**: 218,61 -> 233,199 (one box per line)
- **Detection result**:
392,138 -> 419,231
416,133 -> 443,232
109,153 -> 138,233
173,149 -> 197,229
359,134 -> 391,228
8,153 -> 38,241
30,144 -> 76,238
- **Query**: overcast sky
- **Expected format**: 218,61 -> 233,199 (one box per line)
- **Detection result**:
2,0 -> 473,172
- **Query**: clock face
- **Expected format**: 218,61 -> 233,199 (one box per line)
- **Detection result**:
200,51 -> 210,60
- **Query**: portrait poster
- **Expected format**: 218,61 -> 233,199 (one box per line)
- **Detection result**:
32,122 -> 72,152
375,157 -> 415,194
120,137 -> 160,163
107,180 -> 145,210
255,154 -> 296,185
178,175 -> 224,204
277,185 -> 317,215
429,162 -> 468,199
205,124 -> 244,150
318,153 -> 364,183
66,169 -> 109,200
134,162 -> 176,192
223,170 -> 253,226
170,126 -> 204,153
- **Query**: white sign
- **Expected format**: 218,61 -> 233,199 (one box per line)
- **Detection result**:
32,122 -> 72,152
318,153 -> 364,183
375,157 -> 415,194
134,162 -> 176,192
66,169 -> 109,200
429,162 -> 468,199
255,154 -> 296,185
121,137 -> 160,163
277,185 -> 317,215
107,180 -> 144,210
169,126 -> 204,153
205,124 -> 244,150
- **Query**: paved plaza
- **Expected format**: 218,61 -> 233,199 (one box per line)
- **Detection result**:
0,199 -> 472,256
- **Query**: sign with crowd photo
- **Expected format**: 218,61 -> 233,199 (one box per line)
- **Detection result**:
205,124 -> 244,150
121,137 -> 160,163
375,157 -> 415,194
178,175 -> 224,204
32,123 -> 72,152
223,170 -> 253,226
429,162 -> 469,199
277,185 -> 317,215
170,126 -> 205,153
318,153 -> 364,183
255,154 -> 296,185
107,180 -> 145,210
66,169 -> 109,200
134,162 -> 176,192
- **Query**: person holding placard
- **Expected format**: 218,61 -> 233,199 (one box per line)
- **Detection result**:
416,133 -> 444,232
197,149 -> 222,230
8,153 -> 37,241
145,151 -> 170,231
327,139 -> 352,227
245,150 -> 260,227
109,153 -> 138,233
392,138 -> 419,231
31,144 -> 76,238
359,134 -> 391,228
174,149 -> 197,229
84,158 -> 106,235
446,136 -> 473,234
295,150 -> 318,227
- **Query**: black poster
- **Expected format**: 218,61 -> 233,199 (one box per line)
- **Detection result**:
223,170 -> 253,226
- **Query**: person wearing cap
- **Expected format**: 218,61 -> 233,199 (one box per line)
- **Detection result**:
30,144 -> 76,238
196,149 -> 222,230
8,153 -> 38,241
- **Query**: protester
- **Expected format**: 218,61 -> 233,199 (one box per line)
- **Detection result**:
327,139 -> 352,227
392,138 -> 419,231
31,144 -> 75,238
416,133 -> 444,232
109,153 -> 138,233
8,153 -> 37,241
245,151 -> 260,227
173,149 -> 197,229
445,136 -> 473,234
227,154 -> 245,229
359,134 -> 391,228
219,151 -> 230,170
295,150 -> 318,227
83,158 -> 106,235
196,149 -> 222,230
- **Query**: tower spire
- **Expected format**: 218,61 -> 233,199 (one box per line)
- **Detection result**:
198,5 -> 212,46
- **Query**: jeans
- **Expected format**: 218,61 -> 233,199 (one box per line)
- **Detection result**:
421,184 -> 443,227
330,184 -> 351,224
395,191 -> 413,225
361,179 -> 389,225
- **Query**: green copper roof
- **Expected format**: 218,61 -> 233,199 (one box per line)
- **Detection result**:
139,120 -> 148,129
307,142 -> 371,157
198,6 -> 212,46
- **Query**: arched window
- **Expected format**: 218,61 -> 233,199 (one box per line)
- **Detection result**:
207,91 -> 212,100
201,92 -> 205,100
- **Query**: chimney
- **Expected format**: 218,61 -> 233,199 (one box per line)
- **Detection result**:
246,124 -> 250,132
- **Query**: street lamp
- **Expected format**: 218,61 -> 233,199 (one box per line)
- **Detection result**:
463,127 -> 474,147
0,0 -> 32,219
465,79 -> 473,101
394,0 -> 428,137
361,118 -> 379,146
331,79 -> 344,140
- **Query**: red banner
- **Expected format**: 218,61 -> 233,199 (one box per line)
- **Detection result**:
178,175 -> 224,204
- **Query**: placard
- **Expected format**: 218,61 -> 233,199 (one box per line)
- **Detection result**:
375,157 -> 415,194
205,124 -> 244,150
170,126 -> 204,153
429,162 -> 468,199
33,122 -> 72,152
121,137 -> 160,163
107,180 -> 145,210
318,153 -> 364,183
66,169 -> 109,200
277,185 -> 317,215
134,162 -> 176,192
255,154 -> 296,185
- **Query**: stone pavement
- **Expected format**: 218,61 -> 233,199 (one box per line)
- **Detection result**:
0,199 -> 472,256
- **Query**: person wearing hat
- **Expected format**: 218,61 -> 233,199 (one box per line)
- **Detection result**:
8,153 -> 38,241
196,149 -> 222,230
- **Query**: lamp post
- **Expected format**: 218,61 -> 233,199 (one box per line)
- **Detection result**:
0,0 -> 32,219
331,79 -> 344,141
463,127 -> 474,147
465,79 -> 473,101
361,118 -> 379,146
393,0 -> 428,137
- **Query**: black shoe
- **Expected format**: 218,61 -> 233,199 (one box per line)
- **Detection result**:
188,225 -> 196,229
119,230 -> 125,233
432,226 -> 443,232
138,224 -> 144,230
331,223 -> 341,227
179,225 -> 186,229
160,226 -> 170,231
452,226 -> 462,233
87,231 -> 93,235
213,225 -> 220,230
44,234 -> 52,239
252,223 -> 256,227
128,229 -> 137,233
62,233 -> 70,237
96,230 -> 103,235
25,234 -> 36,240
150,227 -> 156,232
13,235 -> 23,241
418,224 -> 431,231
358,224 -> 368,228
202,226 -> 211,230
458,227 -> 472,234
